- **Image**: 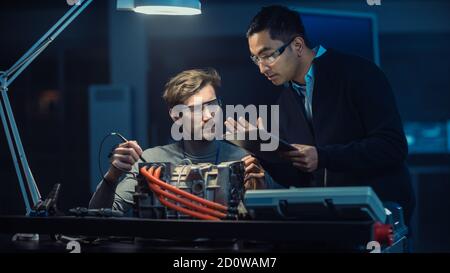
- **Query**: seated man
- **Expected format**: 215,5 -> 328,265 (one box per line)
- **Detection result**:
89,68 -> 274,213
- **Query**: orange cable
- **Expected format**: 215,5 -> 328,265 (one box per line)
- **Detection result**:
140,166 -> 228,212
142,167 -> 226,218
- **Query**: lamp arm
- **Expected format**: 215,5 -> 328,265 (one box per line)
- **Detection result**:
3,0 -> 94,87
0,0 -> 93,214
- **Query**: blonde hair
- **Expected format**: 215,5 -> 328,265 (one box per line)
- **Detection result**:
162,68 -> 221,108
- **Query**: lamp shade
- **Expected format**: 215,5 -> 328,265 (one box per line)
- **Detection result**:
117,0 -> 201,15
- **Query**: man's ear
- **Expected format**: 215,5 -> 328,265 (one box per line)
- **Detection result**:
169,108 -> 182,122
293,36 -> 304,57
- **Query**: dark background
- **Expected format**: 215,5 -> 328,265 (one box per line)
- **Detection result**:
0,0 -> 449,252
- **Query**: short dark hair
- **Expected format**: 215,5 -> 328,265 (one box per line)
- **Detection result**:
246,5 -> 310,48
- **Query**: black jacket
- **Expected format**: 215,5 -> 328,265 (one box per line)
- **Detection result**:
262,49 -> 415,222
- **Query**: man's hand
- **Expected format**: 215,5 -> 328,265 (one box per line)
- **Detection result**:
224,116 -> 264,135
280,144 -> 318,172
105,141 -> 143,183
241,155 -> 267,190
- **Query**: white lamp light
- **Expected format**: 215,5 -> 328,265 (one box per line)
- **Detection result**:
117,0 -> 201,15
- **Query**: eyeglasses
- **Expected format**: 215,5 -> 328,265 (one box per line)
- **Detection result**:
185,98 -> 222,115
250,36 -> 297,66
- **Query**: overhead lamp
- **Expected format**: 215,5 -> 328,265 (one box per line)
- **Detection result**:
117,0 -> 202,15
0,0 -> 202,216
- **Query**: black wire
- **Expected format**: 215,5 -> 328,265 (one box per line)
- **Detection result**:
98,133 -> 115,183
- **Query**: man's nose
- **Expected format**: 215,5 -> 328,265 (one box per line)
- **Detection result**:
258,62 -> 270,74
202,107 -> 214,121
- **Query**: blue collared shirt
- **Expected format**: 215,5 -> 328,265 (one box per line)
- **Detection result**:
291,45 -> 327,122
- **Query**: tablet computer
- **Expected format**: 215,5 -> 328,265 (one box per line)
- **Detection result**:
223,129 -> 296,163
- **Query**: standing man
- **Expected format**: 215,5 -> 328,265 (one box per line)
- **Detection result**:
243,5 -> 414,223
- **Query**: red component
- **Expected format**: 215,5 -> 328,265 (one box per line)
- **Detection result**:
373,222 -> 394,246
